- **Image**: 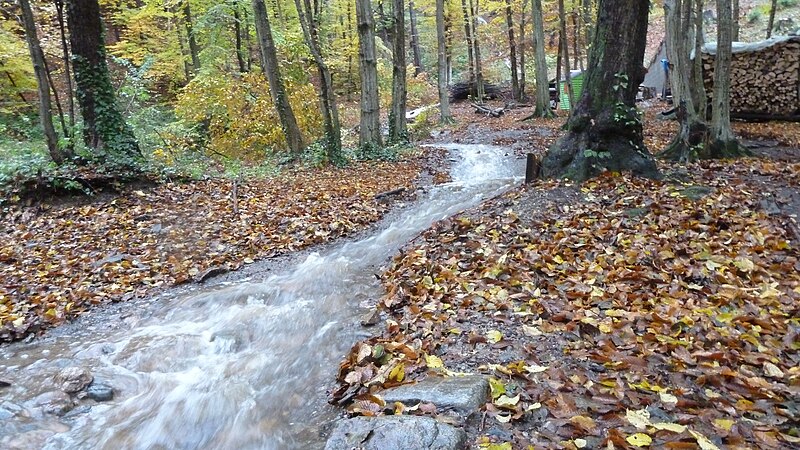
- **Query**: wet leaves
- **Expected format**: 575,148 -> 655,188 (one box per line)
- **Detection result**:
333,148 -> 800,448
0,159 -> 422,341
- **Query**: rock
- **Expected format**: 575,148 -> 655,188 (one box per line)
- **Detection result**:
85,383 -> 114,402
380,375 -> 489,417
34,391 -> 75,416
0,379 -> 10,388
324,415 -> 466,450
55,367 -> 93,394
680,185 -> 714,201
360,309 -> 381,327
210,333 -> 240,354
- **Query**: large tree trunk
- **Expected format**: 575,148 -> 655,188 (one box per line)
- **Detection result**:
659,0 -> 707,162
531,0 -> 552,117
409,0 -> 423,75
691,0 -> 706,116
704,0 -> 748,158
182,0 -> 201,74
436,0 -> 452,122
505,0 -> 520,101
767,0 -> 777,39
66,0 -> 140,161
55,0 -> 75,132
356,0 -> 383,149
252,0 -> 305,154
19,0 -> 67,164
293,0 -> 342,161
541,0 -> 658,181
389,0 -> 408,143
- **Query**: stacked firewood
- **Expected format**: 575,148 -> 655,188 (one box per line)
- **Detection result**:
702,37 -> 800,117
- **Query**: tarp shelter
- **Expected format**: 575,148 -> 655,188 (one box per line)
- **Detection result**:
559,70 -> 584,110
642,41 -> 668,98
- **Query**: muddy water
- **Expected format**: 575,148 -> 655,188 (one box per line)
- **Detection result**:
0,145 -> 522,450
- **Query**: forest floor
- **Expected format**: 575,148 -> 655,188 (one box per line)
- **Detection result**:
0,150 -> 453,342
332,101 -> 800,449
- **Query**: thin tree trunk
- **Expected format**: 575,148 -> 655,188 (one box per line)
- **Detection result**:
436,0 -> 452,122
355,0 -> 383,149
732,0 -> 739,41
389,0 -> 407,143
19,0 -> 66,164
182,0 -> 201,73
460,0 -> 476,87
531,0 -> 551,116
233,4 -> 247,73
541,0 -> 658,181
55,0 -> 75,131
294,0 -> 342,160
767,0 -> 777,39
409,0 -> 423,75
519,0 -> 527,100
558,0 -> 574,109
66,0 -> 140,160
5,72 -> 29,105
42,57 -> 68,137
505,0 -> 520,101
706,0 -> 747,158
691,0 -> 706,115
243,5 -> 253,71
573,10 -> 583,70
471,0 -> 485,102
252,0 -> 305,153
173,6 -> 192,81
347,2 -> 355,100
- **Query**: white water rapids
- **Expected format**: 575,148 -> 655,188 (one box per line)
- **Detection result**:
0,145 -> 522,449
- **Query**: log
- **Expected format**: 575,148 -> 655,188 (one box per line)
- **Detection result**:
471,102 -> 505,117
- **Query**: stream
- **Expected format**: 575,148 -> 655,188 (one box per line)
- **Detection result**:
0,144 -> 522,450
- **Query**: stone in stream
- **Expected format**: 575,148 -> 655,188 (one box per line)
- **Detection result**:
54,366 -> 93,394
33,391 -> 75,416
85,382 -> 114,402
380,375 -> 489,418
324,415 -> 466,450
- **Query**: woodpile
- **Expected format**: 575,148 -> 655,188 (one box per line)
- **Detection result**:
702,36 -> 800,117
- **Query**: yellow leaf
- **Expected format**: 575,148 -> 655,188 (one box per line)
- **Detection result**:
659,391 -> 678,405
486,329 -> 503,344
243,257 -> 255,264
574,438 -> 588,448
389,363 -> 405,382
599,322 -> 613,333
652,422 -> 686,433
763,362 -> 784,378
626,433 -> 652,447
733,257 -> 754,272
626,408 -> 652,430
494,394 -> 521,408
689,430 -> 721,450
526,402 -> 542,411
425,354 -> 444,369
554,255 -> 564,264
524,364 -> 548,374
495,413 -> 512,423
489,378 -> 506,399
12,317 -> 24,328
713,418 -> 735,431
522,325 -> 543,336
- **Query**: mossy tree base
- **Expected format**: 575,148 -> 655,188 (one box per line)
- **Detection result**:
700,138 -> 752,159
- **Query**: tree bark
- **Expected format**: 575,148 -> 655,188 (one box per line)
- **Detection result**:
767,0 -> 776,39
558,0 -> 574,109
408,0 -> 423,75
519,0 -> 527,100
182,0 -> 201,74
691,0 -> 706,115
530,0 -> 552,117
659,0 -> 707,162
732,0 -> 739,41
233,4 -> 247,73
55,0 -> 75,132
541,0 -> 658,181
470,0 -> 485,102
704,0 -> 748,158
66,0 -> 140,161
293,0 -> 342,161
460,0 -> 476,87
505,0 -> 520,100
19,0 -> 67,164
436,0 -> 453,122
252,0 -> 305,153
356,0 -> 383,149
389,0 -> 408,143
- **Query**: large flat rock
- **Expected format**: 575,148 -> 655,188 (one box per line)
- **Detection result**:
324,415 -> 466,450
381,375 -> 489,417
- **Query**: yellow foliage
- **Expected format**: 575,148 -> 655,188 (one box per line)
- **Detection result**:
175,72 -> 323,159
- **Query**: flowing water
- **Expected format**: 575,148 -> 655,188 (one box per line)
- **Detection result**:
0,144 -> 522,450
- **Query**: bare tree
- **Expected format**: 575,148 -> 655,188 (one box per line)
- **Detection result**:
530,0 -> 552,117
436,0 -> 453,122
767,0 -> 777,39
505,0 -> 520,100
389,0 -> 408,143
356,0 -> 383,149
409,0 -> 423,75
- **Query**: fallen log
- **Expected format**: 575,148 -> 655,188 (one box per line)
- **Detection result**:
449,81 -> 502,101
472,102 -> 505,118
374,187 -> 407,201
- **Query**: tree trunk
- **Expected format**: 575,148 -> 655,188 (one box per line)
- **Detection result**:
55,0 -> 75,132
19,0 -> 67,164
252,0 -> 305,153
505,0 -> 520,100
704,0 -> 748,158
573,10 -> 583,71
541,0 -> 658,181
294,0 -> 342,161
389,0 -> 408,143
460,0 -> 476,87
691,0 -> 705,115
659,0 -> 707,162
355,0 -> 383,149
558,0 -> 574,109
409,0 -> 423,75
182,0 -> 201,74
471,0 -> 485,102
732,0 -> 739,41
519,0 -> 527,100
767,0 -> 776,39
233,4 -> 247,73
436,0 -> 453,122
531,0 -> 551,117
66,0 -> 140,161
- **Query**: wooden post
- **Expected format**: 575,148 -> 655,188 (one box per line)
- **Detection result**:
525,153 -> 540,183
